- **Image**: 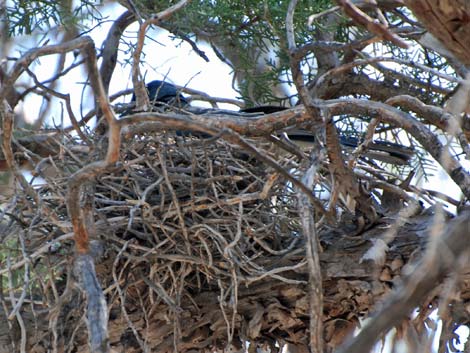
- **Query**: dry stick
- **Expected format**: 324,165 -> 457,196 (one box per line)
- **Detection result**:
288,0 -> 374,221
297,157 -> 324,353
99,10 -> 136,94
24,67 -> 91,145
67,40 -> 121,255
5,37 -> 93,87
131,0 -> 191,109
314,56 -> 460,94
386,94 -> 470,159
5,99 -> 309,167
112,241 -> 148,352
121,105 -> 316,137
286,1 -> 324,352
66,4 -> 188,348
5,257 -> 27,353
0,100 -> 37,202
0,38 -> 99,214
336,210 -> 470,353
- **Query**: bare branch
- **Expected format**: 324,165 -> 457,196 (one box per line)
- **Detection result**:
337,210 -> 470,353
386,94 -> 470,158
297,152 -> 324,353
336,0 -> 409,48
131,0 -> 191,110
320,98 -> 470,198
99,11 -> 136,94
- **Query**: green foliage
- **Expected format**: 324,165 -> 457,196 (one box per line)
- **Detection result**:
5,0 -> 103,36
134,0 -> 332,104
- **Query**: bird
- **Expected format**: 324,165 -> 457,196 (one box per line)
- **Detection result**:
283,130 -> 414,165
241,106 -> 414,165
131,80 -> 188,107
135,80 -> 414,165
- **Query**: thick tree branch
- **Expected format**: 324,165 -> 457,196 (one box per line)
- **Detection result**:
337,210 -> 470,353
405,0 -> 470,65
99,11 -> 136,94
386,94 -> 470,157
297,153 -> 324,353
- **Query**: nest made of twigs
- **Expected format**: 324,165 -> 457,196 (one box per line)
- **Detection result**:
1,128 -> 425,353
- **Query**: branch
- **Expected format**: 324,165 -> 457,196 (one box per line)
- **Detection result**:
99,11 -> 135,94
0,35 -> 113,352
336,0 -> 408,48
2,37 -> 93,93
120,106 -> 315,136
0,100 -> 37,202
131,0 -> 191,110
320,98 -> 470,198
286,0 -> 317,109
66,37 -> 118,353
0,67 -> 21,108
297,152 -> 324,353
287,1 -> 374,222
337,210 -> 470,353
386,95 -> 470,158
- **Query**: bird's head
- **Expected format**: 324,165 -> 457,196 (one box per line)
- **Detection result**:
132,80 -> 188,107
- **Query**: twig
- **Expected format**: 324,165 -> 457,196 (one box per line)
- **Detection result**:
131,0 -> 191,109
112,241 -> 148,352
319,98 -> 470,198
336,0 -> 408,48
99,11 -> 136,94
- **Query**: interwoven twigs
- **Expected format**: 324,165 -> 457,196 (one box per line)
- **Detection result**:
0,126 -> 445,352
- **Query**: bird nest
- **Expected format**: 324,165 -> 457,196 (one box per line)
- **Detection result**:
0,128 -> 426,353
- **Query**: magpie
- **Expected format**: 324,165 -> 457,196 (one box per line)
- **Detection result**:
243,106 -> 414,165
136,80 -> 414,165
131,80 -> 188,106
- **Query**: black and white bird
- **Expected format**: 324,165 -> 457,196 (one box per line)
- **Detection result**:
137,80 -> 414,165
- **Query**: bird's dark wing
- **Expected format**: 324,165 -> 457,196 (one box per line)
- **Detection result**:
240,106 -> 287,114
338,136 -> 414,165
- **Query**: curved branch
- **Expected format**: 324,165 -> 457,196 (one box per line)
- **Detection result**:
386,94 -> 470,158
321,98 -> 470,198
65,36 -> 119,353
337,210 -> 470,353
100,11 -> 136,94
68,37 -> 121,255
2,37 -> 93,95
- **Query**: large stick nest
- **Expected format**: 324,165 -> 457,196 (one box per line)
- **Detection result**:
1,127 -> 467,353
